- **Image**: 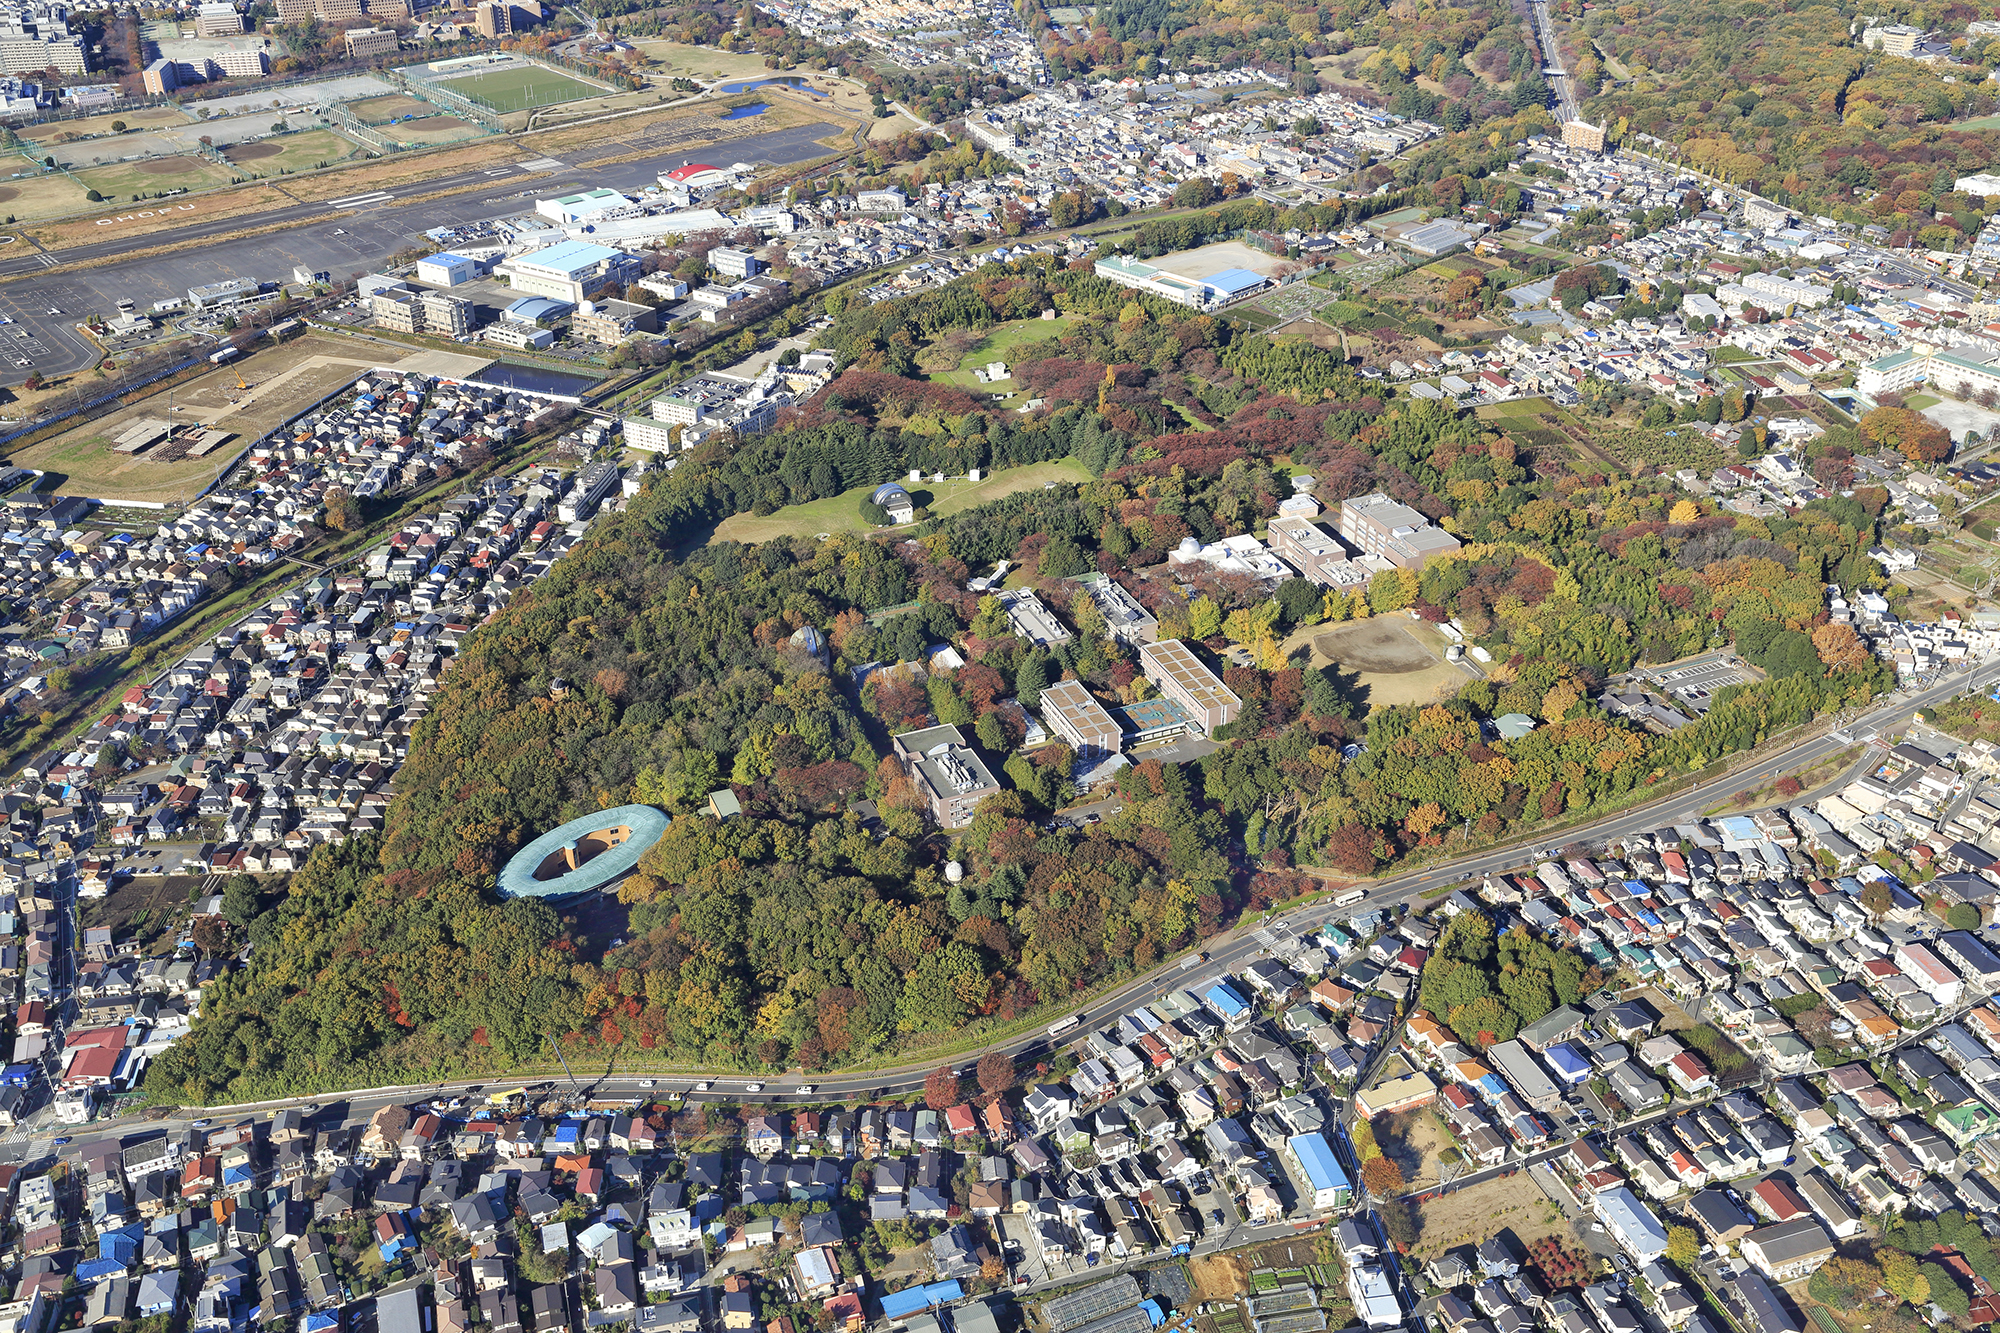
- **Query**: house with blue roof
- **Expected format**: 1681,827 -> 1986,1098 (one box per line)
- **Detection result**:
880,1281 -> 964,1320
1204,982 -> 1252,1028
1543,1043 -> 1592,1085
76,1257 -> 127,1286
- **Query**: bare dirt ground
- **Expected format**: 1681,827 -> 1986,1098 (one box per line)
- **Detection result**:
1375,1107 -> 1450,1190
1188,1251 -> 1251,1300
1411,1172 -> 1576,1263
1312,619 -> 1437,672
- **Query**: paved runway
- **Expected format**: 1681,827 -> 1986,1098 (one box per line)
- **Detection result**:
0,121 -> 842,387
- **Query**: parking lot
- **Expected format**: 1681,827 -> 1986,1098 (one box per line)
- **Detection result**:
1643,652 -> 1745,714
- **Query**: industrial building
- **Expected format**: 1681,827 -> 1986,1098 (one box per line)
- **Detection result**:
1137,639 -> 1240,735
536,188 -> 633,225
497,239 -> 642,303
416,253 -> 480,287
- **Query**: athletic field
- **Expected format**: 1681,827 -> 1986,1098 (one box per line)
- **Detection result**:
435,65 -> 604,113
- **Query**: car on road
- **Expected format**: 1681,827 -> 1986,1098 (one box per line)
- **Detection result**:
1208,1209 -> 1224,1227
745,1082 -> 764,1093
191,1118 -> 211,1129
638,1079 -> 656,1088
797,1085 -> 815,1095
51,1137 -> 68,1147
692,1081 -> 711,1092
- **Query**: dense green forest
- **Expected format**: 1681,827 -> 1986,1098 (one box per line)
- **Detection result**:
147,253 -> 1894,1101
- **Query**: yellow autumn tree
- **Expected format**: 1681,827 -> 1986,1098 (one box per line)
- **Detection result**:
1669,499 -> 1700,524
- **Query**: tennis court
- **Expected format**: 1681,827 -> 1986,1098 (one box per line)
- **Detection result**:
435,65 -> 605,113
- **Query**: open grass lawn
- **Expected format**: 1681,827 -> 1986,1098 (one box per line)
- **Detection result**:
710,458 -> 1091,544
75,155 -> 233,203
926,315 -> 1076,387
1713,345 -> 1760,364
1906,393 -> 1942,409
1956,113 -> 2000,130
22,106 -> 187,144
0,168 -> 91,220
224,128 -> 361,174
630,41 -> 782,82
438,65 -> 605,112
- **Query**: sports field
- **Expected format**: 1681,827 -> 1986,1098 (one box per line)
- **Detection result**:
388,115 -> 485,146
224,129 -> 361,174
0,169 -> 91,221
22,105 -> 187,143
346,94 -> 428,122
436,65 -> 606,113
75,155 -> 234,203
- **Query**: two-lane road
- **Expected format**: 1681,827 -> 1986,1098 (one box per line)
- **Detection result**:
19,658 -> 1997,1142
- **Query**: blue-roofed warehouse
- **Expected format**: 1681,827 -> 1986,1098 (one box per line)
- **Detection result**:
881,1282 -> 964,1320
1287,1132 -> 1352,1209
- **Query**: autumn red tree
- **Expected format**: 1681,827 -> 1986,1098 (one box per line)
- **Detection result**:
1361,1156 -> 1405,1195
923,1065 -> 960,1110
976,1051 -> 1016,1098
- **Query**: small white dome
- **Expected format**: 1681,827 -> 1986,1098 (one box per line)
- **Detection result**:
1177,536 -> 1202,554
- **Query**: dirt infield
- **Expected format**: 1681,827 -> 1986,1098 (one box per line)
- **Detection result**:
348,93 -> 433,123
390,115 -> 484,145
133,157 -> 194,176
227,142 -> 283,162
1313,620 -> 1438,673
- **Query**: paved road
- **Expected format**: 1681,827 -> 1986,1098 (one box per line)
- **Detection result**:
0,120 -> 844,388
25,656 -> 1993,1149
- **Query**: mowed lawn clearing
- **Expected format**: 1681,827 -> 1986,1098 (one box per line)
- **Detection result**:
437,65 -> 606,112
629,41 -> 779,82
927,315 -> 1076,387
0,170 -> 93,220
711,458 -> 1090,543
75,155 -> 234,203
22,105 -> 187,143
224,129 -> 363,174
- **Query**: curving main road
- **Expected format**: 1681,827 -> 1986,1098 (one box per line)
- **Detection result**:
15,658 -> 1999,1151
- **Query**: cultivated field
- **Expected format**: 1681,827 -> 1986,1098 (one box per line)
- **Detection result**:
224,129 -> 362,174
76,155 -> 234,203
437,65 -> 606,113
711,458 -> 1091,543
